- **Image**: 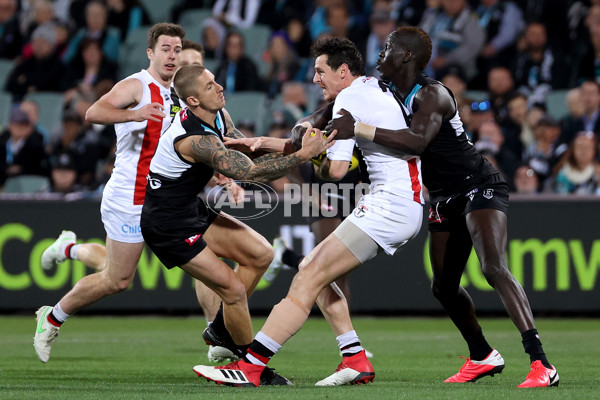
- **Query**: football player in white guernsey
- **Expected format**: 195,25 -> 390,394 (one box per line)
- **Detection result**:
193,37 -> 424,387
33,23 -> 186,364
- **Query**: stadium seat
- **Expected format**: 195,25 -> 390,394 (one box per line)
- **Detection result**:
464,90 -> 488,102
24,92 -> 64,134
3,175 -> 50,193
546,90 -> 569,120
118,26 -> 152,79
0,59 -> 13,90
138,0 -> 175,24
203,58 -> 219,73
179,9 -> 213,43
224,91 -> 269,136
0,91 -> 12,129
240,24 -> 272,75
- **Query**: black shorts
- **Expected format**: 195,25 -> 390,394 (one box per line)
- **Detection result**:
142,202 -> 220,269
428,174 -> 509,233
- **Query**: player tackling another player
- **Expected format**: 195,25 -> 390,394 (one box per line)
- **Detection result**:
193,36 -> 424,388
327,27 -> 558,388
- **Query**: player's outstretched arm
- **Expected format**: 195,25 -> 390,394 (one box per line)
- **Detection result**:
85,79 -> 166,125
180,126 -> 335,182
328,85 -> 453,155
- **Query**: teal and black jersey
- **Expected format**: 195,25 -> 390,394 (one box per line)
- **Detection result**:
401,74 -> 500,203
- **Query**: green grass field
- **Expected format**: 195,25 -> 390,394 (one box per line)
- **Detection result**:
1,315 -> 598,399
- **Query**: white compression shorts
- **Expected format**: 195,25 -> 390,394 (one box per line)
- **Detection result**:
341,186 -> 423,256
100,194 -> 144,243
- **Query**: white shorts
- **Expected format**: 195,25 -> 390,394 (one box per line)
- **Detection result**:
100,191 -> 144,243
344,187 -> 423,255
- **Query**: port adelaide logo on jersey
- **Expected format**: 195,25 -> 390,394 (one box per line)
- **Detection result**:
206,181 -> 279,220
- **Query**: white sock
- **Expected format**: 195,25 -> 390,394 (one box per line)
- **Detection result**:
245,331 -> 281,366
337,330 -> 363,357
69,244 -> 80,260
52,302 -> 70,323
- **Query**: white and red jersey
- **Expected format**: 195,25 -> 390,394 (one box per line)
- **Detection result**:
104,69 -> 178,211
327,76 -> 424,204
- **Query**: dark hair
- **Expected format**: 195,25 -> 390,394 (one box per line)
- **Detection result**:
390,27 -> 432,72
174,64 -> 206,104
310,37 -> 364,76
182,39 -> 205,56
147,23 -> 185,50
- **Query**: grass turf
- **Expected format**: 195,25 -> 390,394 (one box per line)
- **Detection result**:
1,315 -> 599,399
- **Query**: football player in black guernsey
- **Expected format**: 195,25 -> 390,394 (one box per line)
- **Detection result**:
327,26 -> 558,388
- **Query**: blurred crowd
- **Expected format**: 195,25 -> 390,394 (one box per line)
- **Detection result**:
1,0 -> 600,198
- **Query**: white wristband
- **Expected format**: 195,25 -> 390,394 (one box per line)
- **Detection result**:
354,121 -> 376,141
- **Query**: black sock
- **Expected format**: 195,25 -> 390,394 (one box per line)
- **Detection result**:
210,304 -> 229,338
521,329 -> 551,368
281,249 -> 303,270
465,328 -> 494,361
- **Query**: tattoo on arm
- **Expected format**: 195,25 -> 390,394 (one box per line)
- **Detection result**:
222,109 -> 245,139
189,135 -> 302,182
225,128 -> 245,139
252,152 -> 286,163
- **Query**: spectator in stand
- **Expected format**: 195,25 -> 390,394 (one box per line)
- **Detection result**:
257,0 -> 309,32
19,99 -> 49,143
512,164 -> 540,194
0,108 -> 50,186
569,2 -> 597,87
419,0 -> 485,82
5,23 -> 64,101
214,31 -> 263,93
62,1 -> 121,64
106,0 -> 152,41
48,109 -> 101,189
441,67 -> 468,107
467,99 -> 495,141
558,86 -> 587,147
60,38 -> 118,109
545,131 -> 600,195
472,0 -> 524,89
394,0 -> 426,27
280,81 -> 308,123
308,0 -> 344,40
487,66 -> 517,124
364,9 -> 396,77
522,114 -> 566,185
563,80 -> 600,146
49,151 -> 82,194
201,18 -> 227,60
263,30 -> 300,98
212,0 -> 261,29
499,92 -> 528,157
511,22 -> 566,105
475,119 -> 520,190
285,17 -> 312,58
522,101 -> 546,148
21,0 -> 57,44
0,0 -> 23,60
324,3 -> 367,47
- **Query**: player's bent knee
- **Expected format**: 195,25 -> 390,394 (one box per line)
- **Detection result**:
219,279 -> 247,305
255,243 -> 274,270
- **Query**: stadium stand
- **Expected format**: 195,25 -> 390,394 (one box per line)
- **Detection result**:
3,175 -> 50,193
